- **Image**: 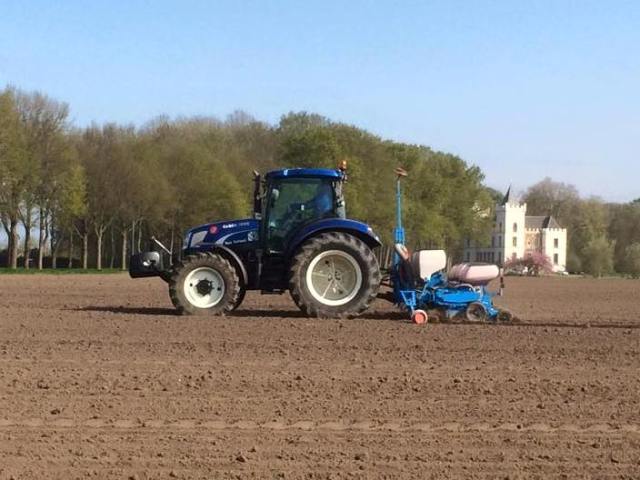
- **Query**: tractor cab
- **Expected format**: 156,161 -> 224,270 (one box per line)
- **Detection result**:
255,168 -> 346,254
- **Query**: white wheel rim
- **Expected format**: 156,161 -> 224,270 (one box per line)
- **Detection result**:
306,250 -> 363,307
183,267 -> 225,309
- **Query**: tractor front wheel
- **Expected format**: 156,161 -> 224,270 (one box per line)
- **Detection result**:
289,232 -> 380,318
169,252 -> 241,315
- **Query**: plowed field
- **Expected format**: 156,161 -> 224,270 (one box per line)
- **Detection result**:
1,274 -> 639,478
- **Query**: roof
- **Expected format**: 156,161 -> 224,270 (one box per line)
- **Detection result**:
525,215 -> 562,229
501,185 -> 516,205
265,168 -> 343,180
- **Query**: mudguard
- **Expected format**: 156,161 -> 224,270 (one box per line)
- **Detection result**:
286,218 -> 382,256
183,244 -> 249,286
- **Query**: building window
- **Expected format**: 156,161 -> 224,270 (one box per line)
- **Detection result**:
554,238 -> 559,248
513,222 -> 518,233
498,235 -> 502,247
465,252 -> 470,262
553,253 -> 559,265
491,236 -> 495,248
499,222 -> 502,231
512,236 -> 517,247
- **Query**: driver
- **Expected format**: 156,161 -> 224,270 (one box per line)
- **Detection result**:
308,182 -> 334,218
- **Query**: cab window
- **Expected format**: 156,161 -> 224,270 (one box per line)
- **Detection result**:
266,178 -> 336,252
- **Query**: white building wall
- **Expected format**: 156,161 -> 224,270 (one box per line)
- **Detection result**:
500,201 -> 526,263
541,228 -> 567,272
463,200 -> 526,266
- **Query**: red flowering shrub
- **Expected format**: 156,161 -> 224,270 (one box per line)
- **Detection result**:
505,251 -> 553,276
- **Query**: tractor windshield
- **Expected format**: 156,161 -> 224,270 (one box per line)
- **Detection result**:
265,177 -> 342,253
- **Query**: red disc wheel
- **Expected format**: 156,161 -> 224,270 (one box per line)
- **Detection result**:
412,309 -> 428,324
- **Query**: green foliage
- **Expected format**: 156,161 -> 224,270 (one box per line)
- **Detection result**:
623,243 -> 640,278
523,177 -> 580,220
565,250 -> 583,273
0,91 -> 511,268
523,178 -> 618,275
0,88 -> 30,214
58,162 -> 87,222
16,85 -> 640,276
274,115 -> 492,250
608,202 -> 640,272
402,148 -> 492,252
581,235 -> 615,277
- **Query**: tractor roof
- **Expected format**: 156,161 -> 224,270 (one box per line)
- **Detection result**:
265,168 -> 343,180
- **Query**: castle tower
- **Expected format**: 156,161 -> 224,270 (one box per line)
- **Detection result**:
495,186 -> 526,264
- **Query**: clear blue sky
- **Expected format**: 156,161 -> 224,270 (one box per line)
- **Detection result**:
1,0 -> 638,201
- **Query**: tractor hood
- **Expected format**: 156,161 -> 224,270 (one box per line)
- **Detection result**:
183,218 -> 260,249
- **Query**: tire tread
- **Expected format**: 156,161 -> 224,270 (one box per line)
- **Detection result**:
168,252 -> 240,316
289,232 -> 380,318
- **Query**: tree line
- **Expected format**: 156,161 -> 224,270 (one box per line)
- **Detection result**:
0,86 -> 493,270
2,86 -> 637,276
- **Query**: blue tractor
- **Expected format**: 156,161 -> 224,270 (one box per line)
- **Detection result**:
129,165 -> 382,317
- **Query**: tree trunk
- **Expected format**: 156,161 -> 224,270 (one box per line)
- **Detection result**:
23,210 -> 32,269
109,227 -> 115,268
121,228 -> 128,271
82,233 -> 88,269
169,224 -> 175,266
0,218 -> 9,268
47,214 -> 56,269
52,231 -> 63,270
9,216 -> 19,269
96,228 -> 103,270
37,208 -> 46,270
131,220 -> 136,254
137,222 -> 142,253
68,229 -> 74,268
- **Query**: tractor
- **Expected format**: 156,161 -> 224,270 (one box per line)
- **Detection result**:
129,164 -> 382,317
130,164 -> 510,323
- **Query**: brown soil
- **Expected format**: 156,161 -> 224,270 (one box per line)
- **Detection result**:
1,274 -> 639,478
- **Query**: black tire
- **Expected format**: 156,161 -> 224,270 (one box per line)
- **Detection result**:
497,309 -> 514,323
289,232 -> 381,318
169,252 -> 240,316
231,287 -> 247,311
465,302 -> 488,322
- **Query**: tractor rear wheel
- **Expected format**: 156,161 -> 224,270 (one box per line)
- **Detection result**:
169,252 -> 240,315
289,232 -> 380,318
